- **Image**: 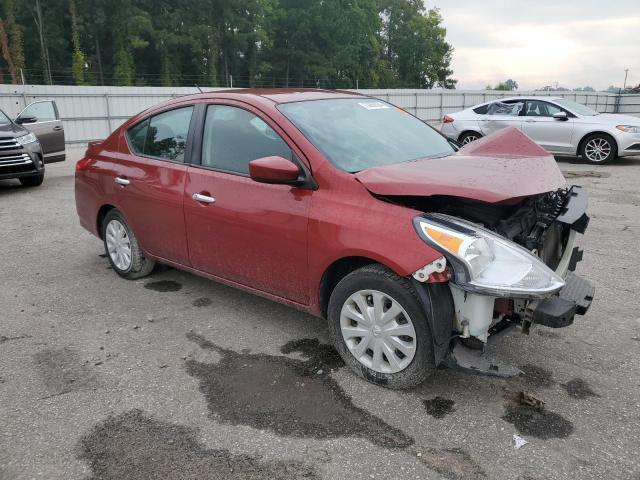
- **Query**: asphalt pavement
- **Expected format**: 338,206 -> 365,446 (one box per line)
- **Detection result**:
1,149 -> 639,480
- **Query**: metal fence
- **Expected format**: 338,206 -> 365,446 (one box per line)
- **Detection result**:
0,84 -> 638,145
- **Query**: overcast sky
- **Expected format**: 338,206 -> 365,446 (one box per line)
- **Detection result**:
432,0 -> 639,90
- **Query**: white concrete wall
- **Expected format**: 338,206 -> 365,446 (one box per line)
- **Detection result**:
0,84 -> 637,144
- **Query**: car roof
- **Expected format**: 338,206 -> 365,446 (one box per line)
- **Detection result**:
173,88 -> 363,105
481,96 -> 563,104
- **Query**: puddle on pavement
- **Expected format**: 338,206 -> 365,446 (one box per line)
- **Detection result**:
423,397 -> 456,419
519,364 -> 555,389
414,447 -> 486,480
78,409 -> 319,480
185,332 -> 413,448
144,280 -> 183,292
561,378 -> 599,399
502,393 -> 573,439
192,297 -> 212,307
33,347 -> 99,397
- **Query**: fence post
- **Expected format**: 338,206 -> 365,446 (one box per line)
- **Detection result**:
104,93 -> 113,134
614,92 -> 621,114
414,92 -> 418,116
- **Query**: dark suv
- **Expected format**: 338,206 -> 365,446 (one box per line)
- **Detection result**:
0,100 -> 65,187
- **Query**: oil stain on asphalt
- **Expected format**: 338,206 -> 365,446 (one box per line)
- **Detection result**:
519,364 -> 555,389
144,280 -> 183,292
414,447 -> 487,480
192,297 -> 213,308
423,397 -> 456,419
33,347 -> 99,397
78,409 -> 319,480
561,378 -> 599,399
184,332 -> 413,448
502,393 -> 574,439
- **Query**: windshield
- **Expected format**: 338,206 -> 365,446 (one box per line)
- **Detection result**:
553,98 -> 599,116
278,98 -> 454,173
0,110 -> 11,125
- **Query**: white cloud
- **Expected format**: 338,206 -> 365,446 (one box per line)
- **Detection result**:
431,1 -> 640,90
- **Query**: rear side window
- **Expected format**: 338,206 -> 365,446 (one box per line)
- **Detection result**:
473,104 -> 489,114
201,105 -> 292,174
126,106 -> 194,162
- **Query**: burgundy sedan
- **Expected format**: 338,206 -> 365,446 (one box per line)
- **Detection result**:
75,89 -> 594,388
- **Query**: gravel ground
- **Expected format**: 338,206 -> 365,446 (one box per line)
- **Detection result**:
1,149 -> 639,480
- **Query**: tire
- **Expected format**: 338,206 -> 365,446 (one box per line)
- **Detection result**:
458,131 -> 482,145
101,209 -> 155,280
580,133 -> 617,165
327,264 -> 436,389
19,171 -> 44,187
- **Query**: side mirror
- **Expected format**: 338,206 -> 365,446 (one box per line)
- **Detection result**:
16,114 -> 38,124
248,156 -> 301,185
553,111 -> 568,121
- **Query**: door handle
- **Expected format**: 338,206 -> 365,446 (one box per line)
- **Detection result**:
192,193 -> 215,204
114,177 -> 130,186
53,125 -> 63,131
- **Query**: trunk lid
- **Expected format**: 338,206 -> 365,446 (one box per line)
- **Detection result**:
355,127 -> 566,203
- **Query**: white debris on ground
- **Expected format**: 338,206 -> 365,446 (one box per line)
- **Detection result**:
513,434 -> 528,450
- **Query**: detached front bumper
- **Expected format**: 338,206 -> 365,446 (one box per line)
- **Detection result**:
528,272 -> 594,329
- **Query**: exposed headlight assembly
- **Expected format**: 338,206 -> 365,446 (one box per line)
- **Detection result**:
413,214 -> 565,298
616,125 -> 640,134
16,132 -> 38,146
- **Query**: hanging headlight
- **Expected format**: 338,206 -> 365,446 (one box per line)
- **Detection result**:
413,213 -> 565,298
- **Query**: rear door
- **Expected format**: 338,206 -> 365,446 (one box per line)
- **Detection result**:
184,102 -> 312,303
522,100 -> 575,154
16,100 -> 65,163
115,105 -> 195,266
479,100 -> 524,136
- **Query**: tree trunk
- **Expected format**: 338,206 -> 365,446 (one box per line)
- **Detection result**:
95,35 -> 104,85
32,0 -> 52,84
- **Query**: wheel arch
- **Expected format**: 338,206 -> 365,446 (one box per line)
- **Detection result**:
318,256 -> 388,319
96,204 -> 117,239
458,130 -> 483,142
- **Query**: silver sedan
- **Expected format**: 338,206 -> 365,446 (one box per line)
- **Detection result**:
440,96 -> 640,164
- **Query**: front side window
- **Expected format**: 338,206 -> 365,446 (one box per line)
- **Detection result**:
21,101 -> 57,122
278,98 -> 454,173
201,105 -> 292,174
126,106 -> 193,162
525,100 -> 562,117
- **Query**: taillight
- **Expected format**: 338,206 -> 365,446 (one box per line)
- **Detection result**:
443,115 -> 454,124
76,157 -> 91,173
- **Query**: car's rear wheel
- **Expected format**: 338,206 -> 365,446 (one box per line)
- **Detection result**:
580,133 -> 617,164
327,264 -> 435,389
102,209 -> 155,279
459,131 -> 482,145
19,171 -> 44,187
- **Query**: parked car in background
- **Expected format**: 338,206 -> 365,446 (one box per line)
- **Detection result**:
75,90 -> 594,389
0,100 -> 65,187
440,96 -> 640,164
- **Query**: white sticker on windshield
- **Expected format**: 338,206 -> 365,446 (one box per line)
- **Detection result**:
358,101 -> 390,110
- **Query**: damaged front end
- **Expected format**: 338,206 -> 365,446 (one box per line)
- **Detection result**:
409,186 -> 594,377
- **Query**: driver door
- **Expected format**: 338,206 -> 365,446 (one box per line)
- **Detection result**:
184,102 -> 312,304
16,100 -> 65,163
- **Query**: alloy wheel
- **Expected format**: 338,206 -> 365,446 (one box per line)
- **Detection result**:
462,135 -> 478,144
340,289 -> 417,374
105,219 -> 132,271
584,138 -> 612,163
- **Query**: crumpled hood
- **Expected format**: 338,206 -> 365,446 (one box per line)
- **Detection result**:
355,127 -> 567,204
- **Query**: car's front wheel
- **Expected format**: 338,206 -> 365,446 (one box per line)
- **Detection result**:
327,264 -> 436,389
102,209 -> 155,279
580,133 -> 617,164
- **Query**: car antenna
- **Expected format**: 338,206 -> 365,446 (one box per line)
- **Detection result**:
195,84 -> 204,93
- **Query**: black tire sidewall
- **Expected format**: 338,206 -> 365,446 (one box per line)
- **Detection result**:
459,132 -> 481,144
101,209 -> 154,279
581,134 -> 617,164
327,265 -> 435,389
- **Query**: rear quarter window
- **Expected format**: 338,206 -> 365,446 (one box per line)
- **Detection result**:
473,105 -> 489,114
